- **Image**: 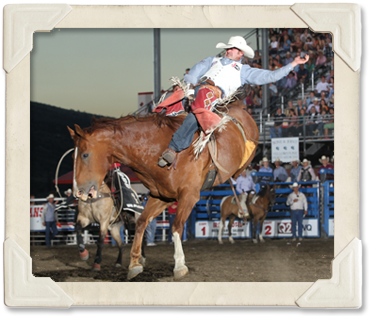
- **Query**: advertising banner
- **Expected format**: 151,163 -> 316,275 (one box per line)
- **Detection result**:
328,218 -> 334,237
271,137 -> 299,163
261,218 -> 319,238
30,205 -> 46,231
195,220 -> 250,238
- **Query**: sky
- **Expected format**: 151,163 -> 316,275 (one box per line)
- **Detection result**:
30,28 -> 257,117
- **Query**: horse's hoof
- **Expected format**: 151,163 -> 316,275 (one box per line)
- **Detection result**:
139,256 -> 146,267
218,240 -> 223,245
260,238 -> 265,243
79,249 -> 89,261
115,263 -> 122,268
252,239 -> 258,244
173,266 -> 189,281
92,263 -> 101,271
229,238 -> 235,244
127,265 -> 143,280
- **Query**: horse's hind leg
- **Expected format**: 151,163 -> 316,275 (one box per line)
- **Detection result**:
171,191 -> 199,280
218,216 -> 225,244
252,217 -> 258,244
110,222 -> 124,268
228,215 -> 236,244
128,197 -> 171,280
258,214 -> 267,243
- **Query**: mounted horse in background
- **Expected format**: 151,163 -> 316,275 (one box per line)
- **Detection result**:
68,97 -> 258,280
218,184 -> 276,244
76,170 -> 145,271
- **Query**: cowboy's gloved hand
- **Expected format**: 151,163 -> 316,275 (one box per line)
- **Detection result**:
186,84 -> 195,101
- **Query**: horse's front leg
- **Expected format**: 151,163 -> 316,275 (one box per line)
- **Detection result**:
171,191 -> 199,280
127,197 -> 170,280
93,221 -> 109,271
228,215 -> 236,244
252,217 -> 258,244
75,215 -> 90,261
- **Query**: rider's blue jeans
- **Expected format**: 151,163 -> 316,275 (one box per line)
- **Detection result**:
169,113 -> 199,152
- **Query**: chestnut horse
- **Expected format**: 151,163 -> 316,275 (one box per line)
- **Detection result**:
218,184 -> 276,245
68,99 -> 258,280
76,181 -> 144,271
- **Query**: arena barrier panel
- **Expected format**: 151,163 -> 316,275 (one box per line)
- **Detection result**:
319,168 -> 334,237
191,172 -> 322,239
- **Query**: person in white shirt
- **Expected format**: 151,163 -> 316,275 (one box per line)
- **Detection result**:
315,75 -> 330,95
286,183 -> 308,241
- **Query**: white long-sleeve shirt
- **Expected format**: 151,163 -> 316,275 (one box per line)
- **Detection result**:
286,191 -> 308,211
236,175 -> 255,194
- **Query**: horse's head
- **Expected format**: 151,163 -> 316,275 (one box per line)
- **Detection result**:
268,184 -> 276,207
68,124 -> 112,201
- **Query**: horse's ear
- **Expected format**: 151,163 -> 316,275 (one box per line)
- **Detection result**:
67,126 -> 77,142
74,124 -> 87,139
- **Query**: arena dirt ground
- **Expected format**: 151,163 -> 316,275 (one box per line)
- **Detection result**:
31,238 -> 333,282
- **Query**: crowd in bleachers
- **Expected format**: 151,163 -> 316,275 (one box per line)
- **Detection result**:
237,28 -> 334,139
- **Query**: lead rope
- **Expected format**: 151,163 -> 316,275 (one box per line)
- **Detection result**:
55,148 -> 74,198
108,164 -> 124,230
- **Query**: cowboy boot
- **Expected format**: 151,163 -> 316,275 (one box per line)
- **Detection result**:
158,148 -> 177,167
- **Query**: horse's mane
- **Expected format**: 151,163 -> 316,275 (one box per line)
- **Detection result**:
84,112 -> 186,134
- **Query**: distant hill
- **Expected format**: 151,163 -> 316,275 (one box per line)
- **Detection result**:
30,101 -> 107,197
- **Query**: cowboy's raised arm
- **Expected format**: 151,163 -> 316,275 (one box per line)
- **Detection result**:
241,55 -> 309,86
184,56 -> 214,86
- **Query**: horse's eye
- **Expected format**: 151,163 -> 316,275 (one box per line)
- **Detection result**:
82,153 -> 89,159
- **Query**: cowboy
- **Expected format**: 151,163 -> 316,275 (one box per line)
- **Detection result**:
290,159 -> 302,182
259,157 -> 274,183
318,155 -> 334,181
297,159 -> 317,182
41,194 -> 60,247
273,158 -> 288,182
235,170 -> 256,217
286,183 -> 308,241
158,36 -> 310,167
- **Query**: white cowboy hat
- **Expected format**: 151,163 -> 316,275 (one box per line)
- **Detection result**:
290,182 -> 301,189
290,158 -> 300,165
274,158 -> 282,163
216,36 -> 255,58
46,194 -> 54,200
64,188 -> 72,195
302,159 -> 311,164
319,155 -> 330,163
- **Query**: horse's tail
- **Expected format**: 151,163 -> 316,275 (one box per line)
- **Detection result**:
220,196 -> 229,211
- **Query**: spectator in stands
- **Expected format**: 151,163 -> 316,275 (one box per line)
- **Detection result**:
315,75 -> 330,95
286,183 -> 308,241
272,57 -> 283,70
304,57 -> 315,75
270,107 -> 286,138
297,63 -> 308,83
253,50 -> 262,66
290,159 -> 302,182
324,37 -> 334,57
296,99 -> 304,115
30,195 -> 35,206
306,106 -> 324,136
284,51 -> 294,65
318,155 -> 334,181
307,97 -> 320,114
300,29 -> 312,45
168,202 -> 187,244
42,194 -> 60,247
282,34 -> 292,52
304,37 -> 314,51
320,99 -> 329,113
324,108 -> 334,139
283,108 -> 299,137
247,108 -> 253,117
327,69 -> 334,82
259,157 -> 274,183
253,89 -> 262,108
273,158 -> 288,182
297,159 -> 317,181
320,91 -> 329,105
291,36 -> 304,52
304,91 -> 316,108
315,50 -> 327,67
269,36 -> 279,54
283,71 -> 297,93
